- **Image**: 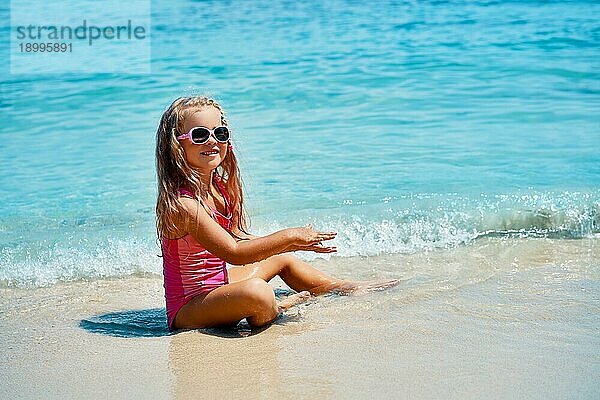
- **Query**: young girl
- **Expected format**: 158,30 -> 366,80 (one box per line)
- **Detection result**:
155,96 -> 398,332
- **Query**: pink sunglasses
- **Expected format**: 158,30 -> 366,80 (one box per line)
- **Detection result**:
176,126 -> 230,145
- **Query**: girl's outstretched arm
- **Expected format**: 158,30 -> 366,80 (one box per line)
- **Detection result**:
230,225 -> 260,241
177,197 -> 336,266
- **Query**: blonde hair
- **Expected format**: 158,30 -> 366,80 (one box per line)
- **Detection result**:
155,96 -> 251,240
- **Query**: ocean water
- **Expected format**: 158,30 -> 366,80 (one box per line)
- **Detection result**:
1,0 -> 599,287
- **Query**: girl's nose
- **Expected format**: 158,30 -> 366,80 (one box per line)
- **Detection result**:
206,133 -> 218,144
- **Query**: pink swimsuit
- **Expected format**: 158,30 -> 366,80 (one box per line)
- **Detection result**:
162,175 -> 233,331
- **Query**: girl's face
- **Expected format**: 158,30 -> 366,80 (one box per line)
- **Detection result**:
180,106 -> 228,173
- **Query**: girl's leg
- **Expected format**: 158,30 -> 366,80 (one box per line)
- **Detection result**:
228,254 -> 342,294
229,254 -> 391,294
173,277 -> 310,330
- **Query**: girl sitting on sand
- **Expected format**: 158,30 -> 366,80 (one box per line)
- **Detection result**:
155,96 -> 398,332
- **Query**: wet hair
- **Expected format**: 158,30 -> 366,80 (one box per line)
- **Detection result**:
155,96 -> 251,240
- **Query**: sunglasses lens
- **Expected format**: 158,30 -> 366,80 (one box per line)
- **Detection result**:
214,126 -> 230,142
190,128 -> 210,143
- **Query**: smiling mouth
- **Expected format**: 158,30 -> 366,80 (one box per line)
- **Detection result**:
201,150 -> 219,156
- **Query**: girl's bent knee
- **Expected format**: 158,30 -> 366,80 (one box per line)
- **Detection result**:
247,302 -> 278,327
272,253 -> 296,265
245,286 -> 278,327
243,278 -> 277,313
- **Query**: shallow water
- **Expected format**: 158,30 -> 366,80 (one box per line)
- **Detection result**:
1,237 -> 598,398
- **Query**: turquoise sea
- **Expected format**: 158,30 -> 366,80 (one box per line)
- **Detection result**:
0,0 -> 598,288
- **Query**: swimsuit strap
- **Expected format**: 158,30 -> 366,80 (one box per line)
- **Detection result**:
178,187 -> 195,198
207,174 -> 232,219
177,176 -> 232,219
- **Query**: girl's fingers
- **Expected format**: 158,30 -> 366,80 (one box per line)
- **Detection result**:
300,244 -> 337,253
308,232 -> 337,245
317,247 -> 337,253
299,227 -> 337,246
317,232 -> 337,239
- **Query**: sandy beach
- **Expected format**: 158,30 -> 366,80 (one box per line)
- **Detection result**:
1,236 -> 598,399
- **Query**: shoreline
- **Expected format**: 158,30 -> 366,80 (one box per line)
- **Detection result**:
1,236 -> 598,399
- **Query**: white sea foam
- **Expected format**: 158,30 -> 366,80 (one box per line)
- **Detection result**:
0,237 -> 162,289
1,191 -> 598,288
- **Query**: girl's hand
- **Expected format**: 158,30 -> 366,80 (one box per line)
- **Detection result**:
285,243 -> 338,253
285,224 -> 337,253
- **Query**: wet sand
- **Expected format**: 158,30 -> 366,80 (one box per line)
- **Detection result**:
1,237 -> 598,399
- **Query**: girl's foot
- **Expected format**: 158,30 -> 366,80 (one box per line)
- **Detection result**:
277,290 -> 312,312
334,279 -> 401,295
347,278 -> 401,295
